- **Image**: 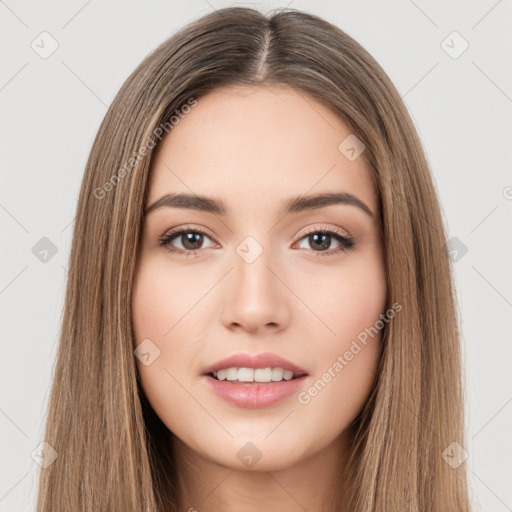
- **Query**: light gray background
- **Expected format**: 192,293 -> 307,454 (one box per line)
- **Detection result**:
1,1 -> 511,510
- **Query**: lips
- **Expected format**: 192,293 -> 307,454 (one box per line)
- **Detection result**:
201,351 -> 308,376
203,374 -> 308,408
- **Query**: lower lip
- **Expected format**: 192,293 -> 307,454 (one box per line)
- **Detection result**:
202,374 -> 308,408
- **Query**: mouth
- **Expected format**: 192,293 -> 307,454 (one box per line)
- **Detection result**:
207,367 -> 308,384
200,352 -> 309,407
202,368 -> 309,408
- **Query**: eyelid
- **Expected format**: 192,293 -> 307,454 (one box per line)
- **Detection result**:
297,224 -> 352,240
163,223 -> 216,240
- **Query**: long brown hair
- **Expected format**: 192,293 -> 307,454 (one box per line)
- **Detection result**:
36,6 -> 473,511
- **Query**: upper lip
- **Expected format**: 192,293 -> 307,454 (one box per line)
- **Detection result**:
201,352 -> 308,376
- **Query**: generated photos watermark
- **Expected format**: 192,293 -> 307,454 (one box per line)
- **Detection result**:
93,97 -> 197,200
297,301 -> 402,405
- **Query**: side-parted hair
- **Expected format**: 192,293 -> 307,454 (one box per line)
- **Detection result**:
37,7 -> 472,511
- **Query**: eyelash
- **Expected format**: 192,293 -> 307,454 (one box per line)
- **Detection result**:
158,225 -> 355,258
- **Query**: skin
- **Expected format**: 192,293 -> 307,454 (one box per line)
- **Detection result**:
132,85 -> 387,512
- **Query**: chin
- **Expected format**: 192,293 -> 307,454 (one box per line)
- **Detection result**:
194,434 -> 312,472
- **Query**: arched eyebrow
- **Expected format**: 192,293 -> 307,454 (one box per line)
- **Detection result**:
145,191 -> 374,219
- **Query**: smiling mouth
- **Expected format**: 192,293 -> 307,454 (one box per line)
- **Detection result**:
207,367 -> 307,384
203,366 -> 309,408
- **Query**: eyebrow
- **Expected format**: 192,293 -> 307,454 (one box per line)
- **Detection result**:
145,191 -> 374,218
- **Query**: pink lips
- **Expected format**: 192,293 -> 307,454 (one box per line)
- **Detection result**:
201,352 -> 309,409
201,351 -> 308,376
203,375 -> 308,408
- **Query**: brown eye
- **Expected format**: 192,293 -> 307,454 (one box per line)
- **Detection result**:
295,229 -> 355,256
177,232 -> 204,250
159,227 -> 216,256
307,232 -> 332,251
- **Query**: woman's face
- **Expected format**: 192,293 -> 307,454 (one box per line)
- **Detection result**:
132,85 -> 387,471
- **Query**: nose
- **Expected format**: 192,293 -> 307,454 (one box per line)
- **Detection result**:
219,244 -> 291,335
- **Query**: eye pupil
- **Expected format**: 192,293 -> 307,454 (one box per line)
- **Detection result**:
183,232 -> 203,250
310,233 -> 330,251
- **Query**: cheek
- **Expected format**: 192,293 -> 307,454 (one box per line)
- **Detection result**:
324,279 -> 386,346
132,262 -> 172,343
306,250 -> 387,349
132,261 -> 217,388
131,260 -> 208,432
296,253 -> 386,412
132,258 -> 202,346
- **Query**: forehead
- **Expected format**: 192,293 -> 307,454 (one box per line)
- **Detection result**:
146,85 -> 377,219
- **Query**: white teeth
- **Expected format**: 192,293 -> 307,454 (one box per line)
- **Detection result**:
216,369 -> 227,380
254,368 -> 272,382
226,367 -> 238,380
212,367 -> 298,382
238,368 -> 254,381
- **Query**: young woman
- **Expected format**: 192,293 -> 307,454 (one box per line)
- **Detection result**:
36,6 -> 473,511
